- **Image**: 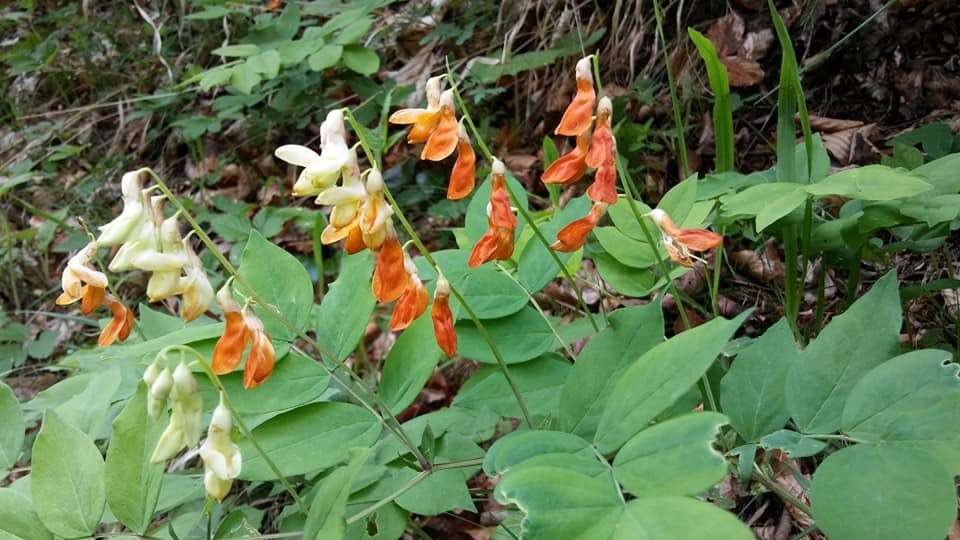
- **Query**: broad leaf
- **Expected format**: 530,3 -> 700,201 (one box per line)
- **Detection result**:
720,320 -> 798,442
483,430 -> 592,477
720,183 -> 807,231
518,196 -> 591,292
238,403 -> 381,480
456,307 -> 554,364
758,430 -> 826,458
807,165 -> 933,201
315,251 -> 376,362
31,411 -> 106,537
304,448 -> 371,540
0,381 -> 24,474
380,315 -> 442,414
455,353 -> 570,419
593,227 -> 657,268
0,488 -> 52,540
595,312 -> 748,453
613,412 -> 728,497
394,434 -> 482,515
341,45 -> 379,75
786,271 -> 901,433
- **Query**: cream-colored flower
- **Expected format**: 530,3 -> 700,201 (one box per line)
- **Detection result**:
199,396 -> 241,501
275,109 -> 350,197
97,170 -> 146,247
151,361 -> 202,463
176,239 -> 213,322
56,242 -> 108,305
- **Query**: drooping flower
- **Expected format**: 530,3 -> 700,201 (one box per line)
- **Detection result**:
555,56 -> 596,136
242,308 -> 275,389
584,97 -> 617,204
649,209 -> 724,267
98,294 -> 134,347
107,191 -> 160,272
151,361 -> 202,463
447,120 -> 476,200
358,169 -> 393,250
431,274 -> 456,357
469,159 -> 516,267
318,148 -> 367,245
97,169 -> 146,247
144,360 -> 172,420
372,232 -> 409,303
79,283 -> 105,316
542,131 -> 590,185
177,239 -> 213,322
274,109 -> 351,198
212,284 -> 249,375
389,256 -> 428,331
388,75 -> 445,144
551,202 -> 608,252
420,90 -> 459,161
200,395 -> 242,501
145,214 -> 188,303
56,242 -> 108,306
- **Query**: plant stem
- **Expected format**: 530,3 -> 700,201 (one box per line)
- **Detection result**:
813,265 -> 826,335
312,212 -> 327,298
496,262 -> 577,360
142,168 -> 429,471
710,227 -> 726,317
751,463 -> 813,517
783,224 -> 800,338
652,0 -> 689,178
347,470 -> 430,525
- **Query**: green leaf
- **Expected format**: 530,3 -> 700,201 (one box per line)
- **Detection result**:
138,304 -> 185,340
807,165 -> 933,201
595,312 -> 748,453
333,16 -> 373,45
26,330 -> 56,359
786,271 -> 901,434
469,29 -> 606,83
308,44 -> 343,71
483,430 -> 592,477
304,448 -> 371,540
105,383 -> 164,534
230,61 -> 262,94
238,230 -> 314,343
913,152 -> 960,194
315,251 -> 376,362
341,45 -> 379,75
759,429 -> 826,458
720,182 -> 807,231
237,402 -> 381,480
593,227 -> 657,268
559,303 -> 664,438
186,6 -> 231,20
31,410 -> 106,537
457,265 -> 527,319
212,44 -> 261,58
810,444 -> 955,540
456,307 -> 554,364
455,354 -> 570,419
380,315 -> 442,415
246,50 -> 281,79
613,412 -> 728,497
688,29 -> 734,172
719,319 -> 798,442
842,349 -> 960,471
394,434 -> 482,515
26,368 -> 122,437
0,381 -> 24,474
592,252 -> 687,297
518,197 -> 592,292
0,488 -> 53,540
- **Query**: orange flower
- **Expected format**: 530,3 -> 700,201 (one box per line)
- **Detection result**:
344,226 -> 366,254
584,97 -> 618,204
359,170 -> 393,250
388,76 -> 444,144
57,242 -> 109,306
431,275 -> 457,357
469,160 -> 516,267
372,233 -> 410,303
242,309 -> 275,389
649,209 -> 724,267
542,131 -> 590,185
420,90 -> 458,161
389,257 -> 428,331
98,295 -> 133,347
551,202 -> 608,252
212,284 -> 249,375
447,120 -> 476,200
555,57 -> 596,136
80,284 -> 105,315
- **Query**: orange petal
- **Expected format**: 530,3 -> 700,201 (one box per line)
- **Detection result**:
408,112 -> 441,144
585,121 -> 613,169
212,311 -> 249,374
586,164 -> 617,204
389,278 -> 429,331
372,236 -> 409,303
542,133 -> 589,185
431,295 -> 457,357
551,218 -> 595,253
675,229 -> 724,252
420,107 -> 458,161
243,329 -> 276,389
489,175 -> 517,229
665,241 -> 695,267
388,108 -> 429,125
494,225 -> 515,261
80,285 -> 105,315
98,297 -> 133,347
468,225 -> 501,268
447,139 -> 476,200
344,226 -> 367,254
555,78 -> 596,136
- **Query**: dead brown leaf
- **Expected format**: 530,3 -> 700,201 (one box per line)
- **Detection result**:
706,12 -> 770,87
731,242 -> 785,284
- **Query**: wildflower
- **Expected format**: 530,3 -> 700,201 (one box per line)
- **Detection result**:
199,396 -> 242,501
144,360 -> 172,420
431,274 -> 457,357
145,214 -> 188,303
649,209 -> 724,267
469,159 -> 516,267
177,239 -> 213,322
80,284 -> 105,316
107,191 -> 160,272
274,109 -> 351,198
318,148 -> 367,245
555,56 -> 596,136
242,308 -> 275,389
541,131 -> 590,186
585,97 -> 617,204
372,232 -> 409,303
212,284 -> 248,375
388,75 -> 445,144
98,294 -> 134,347
551,202 -> 608,253
420,90 -> 459,161
447,120 -> 476,200
358,169 -> 393,250
56,242 -> 108,307
151,361 -> 202,462
389,256 -> 428,331
97,170 -> 146,247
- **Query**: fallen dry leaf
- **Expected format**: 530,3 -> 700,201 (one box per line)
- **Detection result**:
731,242 -> 785,284
706,12 -> 771,87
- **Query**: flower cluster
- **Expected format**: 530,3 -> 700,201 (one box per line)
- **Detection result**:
146,359 -> 203,463
468,159 -> 517,267
275,109 -> 455,355
211,283 -> 276,388
56,170 -> 214,346
541,56 -> 617,252
199,395 -> 242,501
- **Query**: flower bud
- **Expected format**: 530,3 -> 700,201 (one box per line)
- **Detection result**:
172,362 -> 203,446
199,396 -> 242,501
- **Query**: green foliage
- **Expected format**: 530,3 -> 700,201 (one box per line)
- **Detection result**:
0,381 -> 24,474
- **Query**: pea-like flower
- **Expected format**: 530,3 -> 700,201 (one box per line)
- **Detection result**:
469,159 -> 516,267
389,255 -> 428,331
98,294 -> 134,347
274,109 -> 351,198
542,131 -> 590,186
212,284 -> 247,375
151,361 -> 202,463
318,148 -> 368,245
388,75 -> 445,144
551,202 -> 608,253
143,360 -> 172,420
358,169 -> 393,250
200,396 -> 242,502
145,214 -> 187,303
584,97 -> 617,204
372,231 -> 409,303
555,56 -> 596,136
431,274 -> 456,357
419,90 -> 459,161
177,239 -> 213,322
649,209 -> 724,267
97,170 -> 146,247
56,241 -> 108,310
242,308 -> 275,389
447,120 -> 476,200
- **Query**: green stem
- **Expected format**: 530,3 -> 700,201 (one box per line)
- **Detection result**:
783,224 -> 800,338
347,469 -> 430,525
312,212 -> 327,298
710,226 -> 726,317
813,264 -> 826,335
751,463 -> 813,517
652,0 -> 689,178
496,262 -> 577,360
141,169 -> 429,471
